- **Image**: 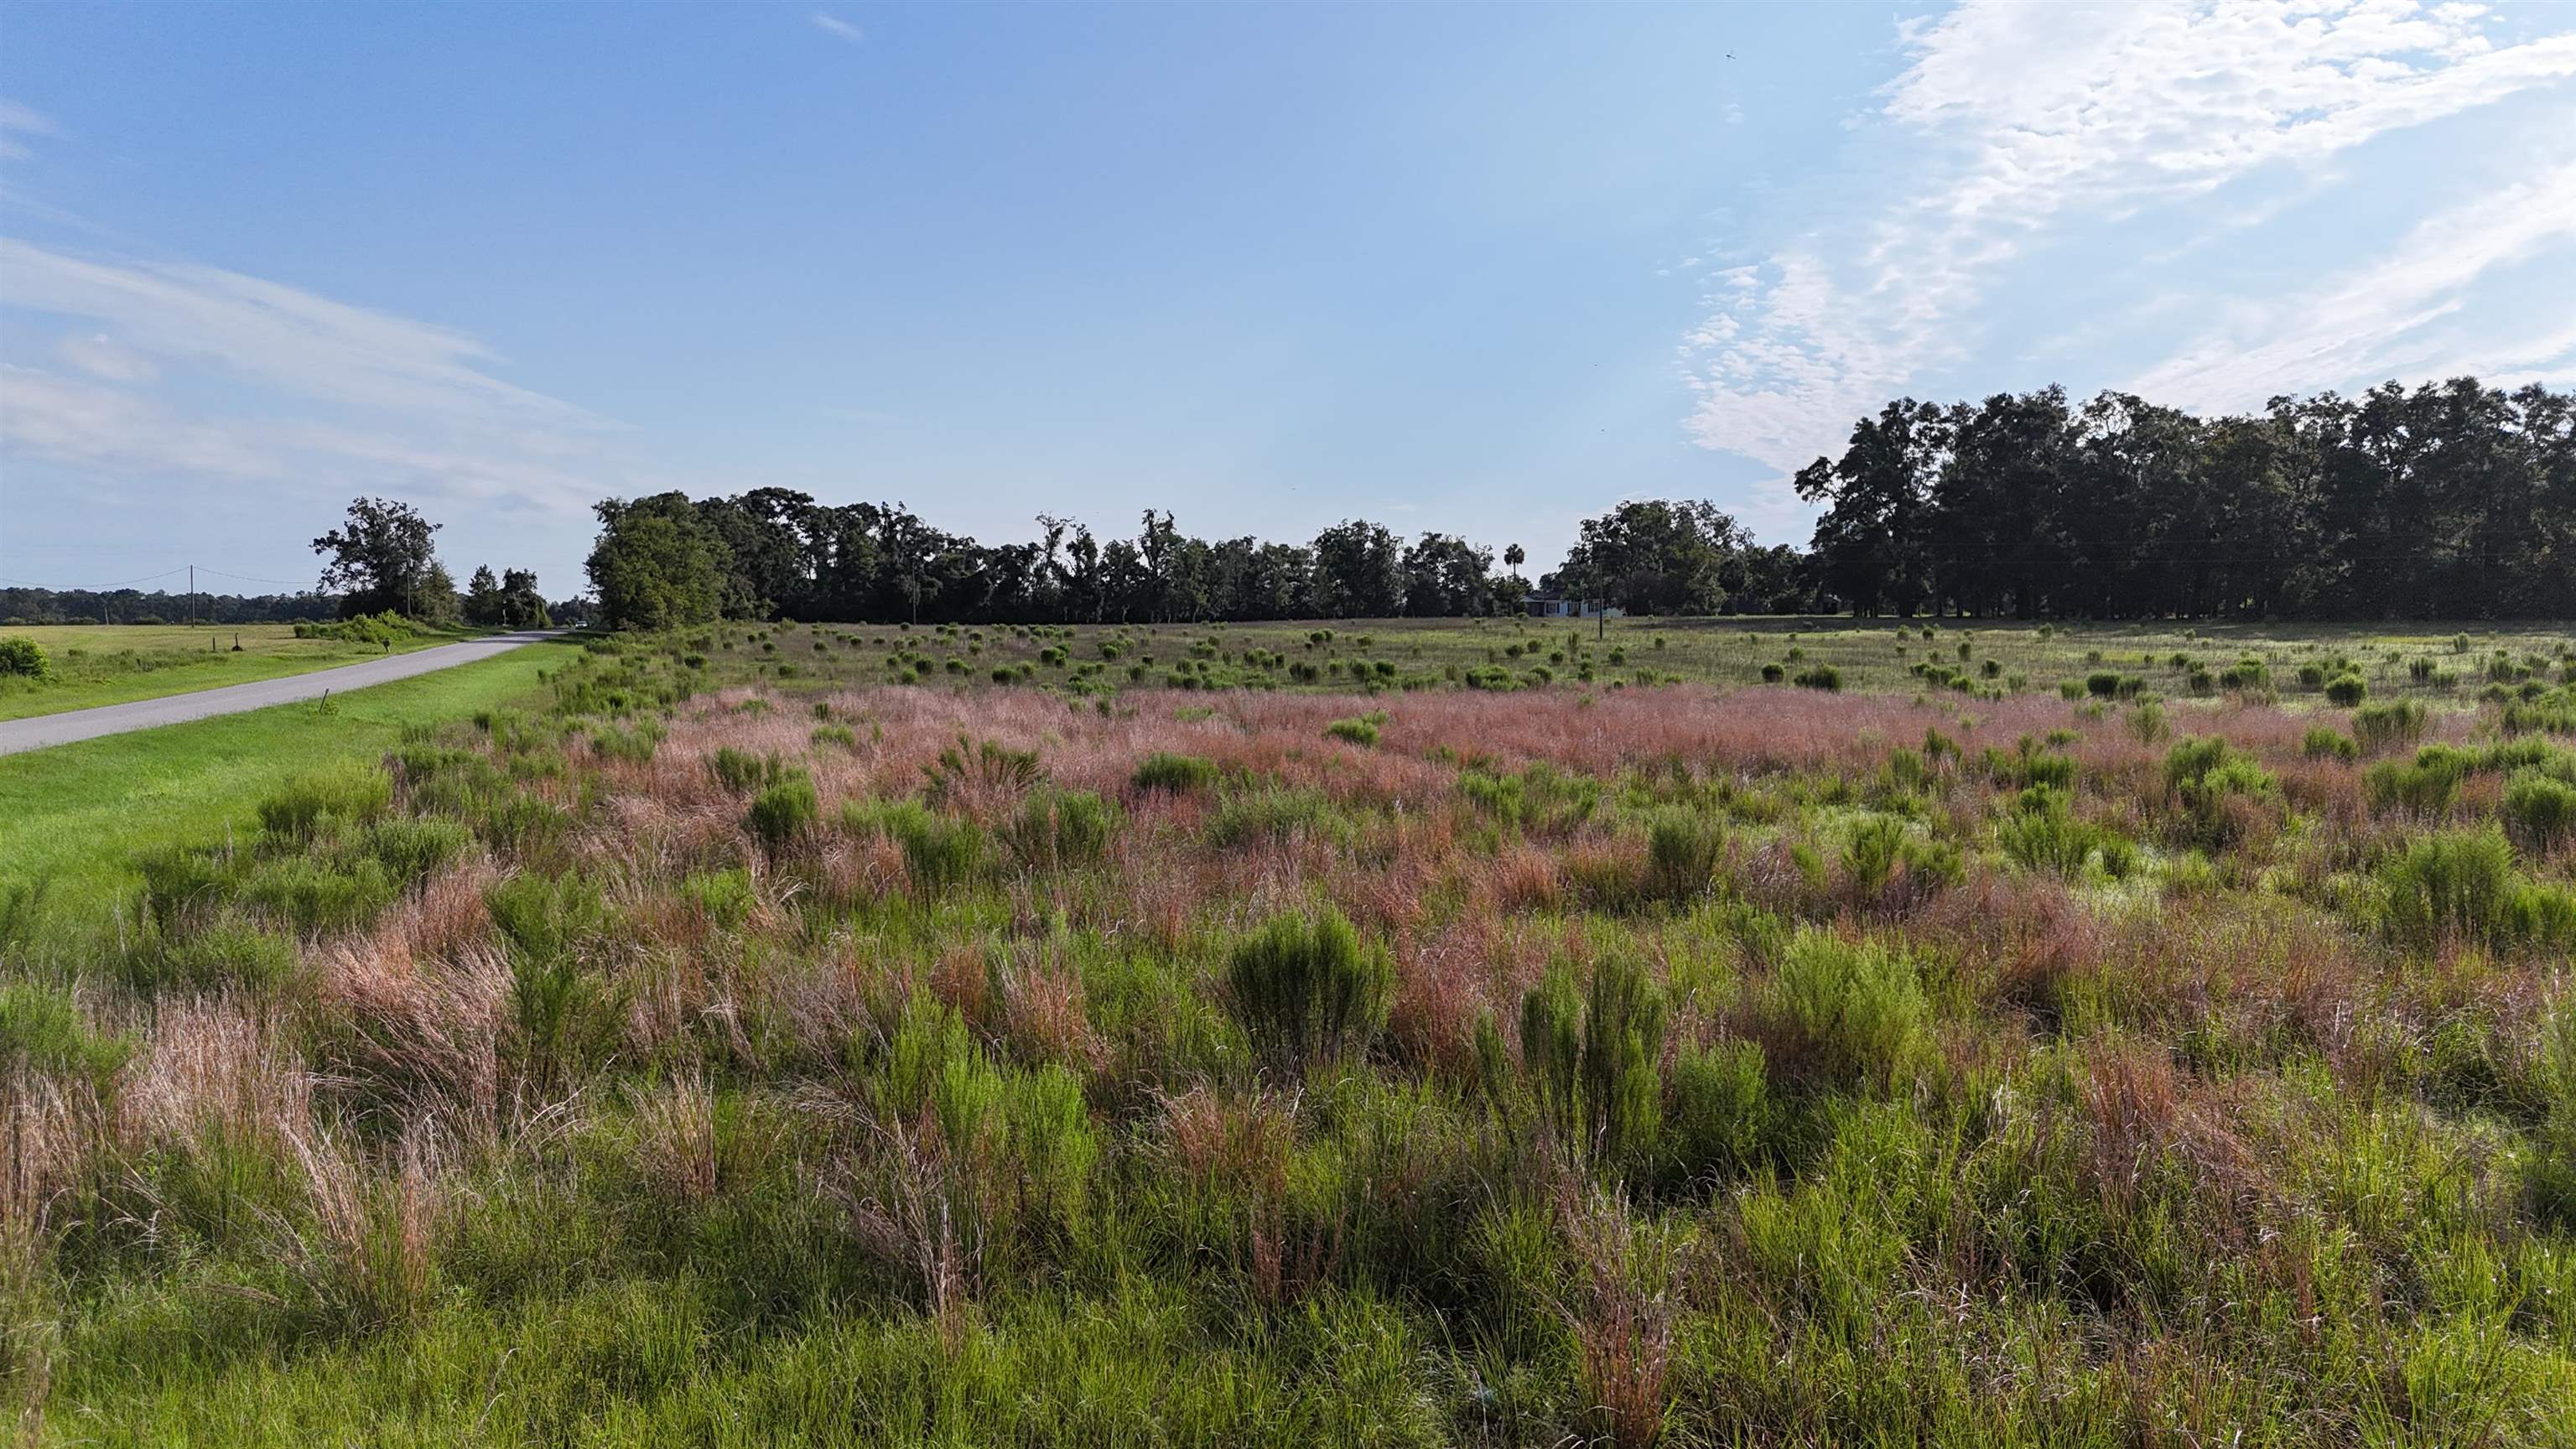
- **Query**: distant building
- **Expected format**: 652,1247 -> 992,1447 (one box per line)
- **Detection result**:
1524,592 -> 1623,620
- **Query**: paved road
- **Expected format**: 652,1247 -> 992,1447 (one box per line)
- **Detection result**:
0,630 -> 568,757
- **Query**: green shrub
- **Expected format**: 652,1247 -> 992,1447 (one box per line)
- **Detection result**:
144,912 -> 299,994
2503,771 -> 2576,851
1793,665 -> 1841,691
2353,699 -> 2428,752
257,764 -> 394,843
1760,928 -> 1925,1093
1997,789 -> 2137,880
1519,955 -> 1667,1174
1644,809 -> 1723,902
0,983 -> 128,1092
679,868 -> 756,927
1759,662 -> 1786,683
1663,1039 -> 1770,1185
0,636 -> 49,678
2162,736 -> 2273,844
486,871 -> 611,963
2324,673 -> 2369,706
709,746 -> 780,792
1225,905 -> 1391,1076
1002,787 -> 1117,871
240,854 -> 397,935
1324,716 -> 1380,747
1133,752 -> 1219,792
850,798 -> 988,890
2301,726 -> 2358,761
368,817 -> 475,883
1206,784 -> 1349,849
2380,828 -> 2519,948
747,772 -> 820,850
2365,747 -> 2471,816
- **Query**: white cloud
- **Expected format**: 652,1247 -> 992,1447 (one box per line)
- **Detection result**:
1680,0 -> 2576,487
812,13 -> 865,44
2129,156 -> 2576,408
0,99 -> 56,161
0,239 -> 595,428
55,332 -> 156,383
0,239 -> 642,520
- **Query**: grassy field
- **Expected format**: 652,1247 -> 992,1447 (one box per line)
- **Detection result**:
0,636 -> 585,908
0,621 -> 481,722
676,612 -> 2576,709
8,620 -> 2576,1445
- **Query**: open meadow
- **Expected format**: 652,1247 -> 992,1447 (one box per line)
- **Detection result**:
0,621 -> 478,723
657,612 -> 2576,707
8,619 -> 2576,1445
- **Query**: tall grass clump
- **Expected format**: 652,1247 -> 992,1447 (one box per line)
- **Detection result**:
2364,745 -> 2473,817
1642,810 -> 1722,903
849,798 -> 988,890
1224,906 -> 1391,1077
709,745 -> 781,792
747,771 -> 821,851
1000,787 -> 1116,872
0,982 -> 128,1093
256,764 -> 393,843
1516,957 -> 1668,1175
2502,771 -> 2576,851
2379,828 -> 2517,948
1132,752 -> 1218,792
1323,714 -> 1382,746
1758,928 -> 1925,1093
2353,699 -> 2428,753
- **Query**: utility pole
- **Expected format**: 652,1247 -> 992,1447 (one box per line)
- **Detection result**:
190,564 -> 196,626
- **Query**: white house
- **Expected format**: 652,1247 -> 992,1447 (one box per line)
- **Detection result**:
1524,593 -> 1623,620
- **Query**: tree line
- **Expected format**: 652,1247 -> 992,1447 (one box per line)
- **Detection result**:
0,586 -> 334,627
1794,377 -> 2575,620
20,373 -> 2566,632
581,491 -> 1832,630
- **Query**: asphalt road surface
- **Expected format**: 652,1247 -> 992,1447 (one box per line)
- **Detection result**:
0,629 -> 567,758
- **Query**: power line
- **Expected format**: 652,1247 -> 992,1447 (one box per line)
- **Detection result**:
0,564 -> 316,593
0,566 -> 190,591
195,565 -> 321,589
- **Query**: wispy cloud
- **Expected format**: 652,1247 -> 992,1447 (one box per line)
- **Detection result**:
56,332 -> 156,383
0,99 -> 57,162
0,238 -> 643,519
1680,0 -> 2576,495
2130,154 -> 2576,408
812,13 -> 865,45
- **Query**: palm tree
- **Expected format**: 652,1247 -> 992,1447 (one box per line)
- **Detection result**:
1504,543 -> 1525,582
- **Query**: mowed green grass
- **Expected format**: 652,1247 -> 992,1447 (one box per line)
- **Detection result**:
0,636 -> 583,909
0,621 -> 481,721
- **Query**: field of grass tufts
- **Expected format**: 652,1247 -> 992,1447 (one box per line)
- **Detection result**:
656,613 -> 2576,710
8,623 -> 2576,1444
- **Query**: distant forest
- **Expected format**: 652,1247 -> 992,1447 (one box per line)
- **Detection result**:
1796,377 -> 2575,620
11,377 -> 2565,630
587,377 -> 2574,628
0,587 -> 334,627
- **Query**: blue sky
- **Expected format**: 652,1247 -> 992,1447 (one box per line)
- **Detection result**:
4,2 -> 2574,601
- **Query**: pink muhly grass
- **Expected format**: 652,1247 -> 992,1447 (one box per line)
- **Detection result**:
311,930 -> 507,1139
629,1072 -> 722,1206
276,1118 -> 444,1332
998,948 -> 1098,1073
122,995 -> 311,1154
